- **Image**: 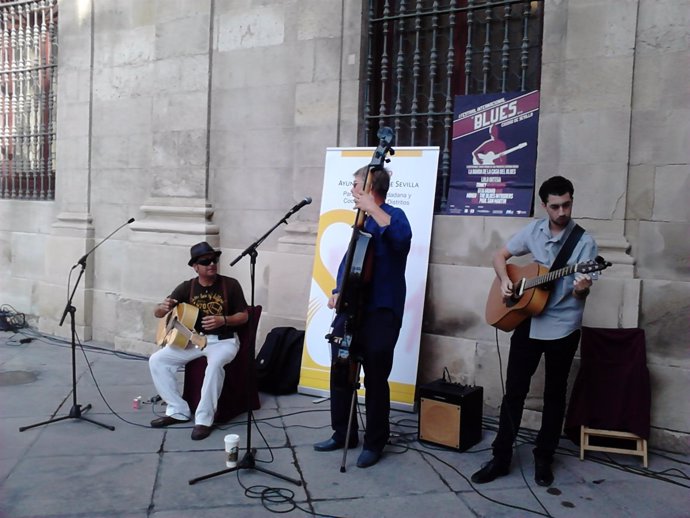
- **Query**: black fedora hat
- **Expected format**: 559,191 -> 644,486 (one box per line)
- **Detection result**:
188,241 -> 222,266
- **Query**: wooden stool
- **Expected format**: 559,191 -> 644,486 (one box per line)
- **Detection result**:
580,425 -> 648,467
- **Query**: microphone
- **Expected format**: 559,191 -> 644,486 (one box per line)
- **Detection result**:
76,217 -> 136,267
285,197 -> 312,217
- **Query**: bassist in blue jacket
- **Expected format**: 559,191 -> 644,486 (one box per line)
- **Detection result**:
314,165 -> 412,469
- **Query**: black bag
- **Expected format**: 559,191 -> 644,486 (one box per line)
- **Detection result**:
255,327 -> 305,394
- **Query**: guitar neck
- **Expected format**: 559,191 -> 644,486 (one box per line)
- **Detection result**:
354,207 -> 367,228
523,263 -> 578,290
353,172 -> 375,229
496,145 -> 523,158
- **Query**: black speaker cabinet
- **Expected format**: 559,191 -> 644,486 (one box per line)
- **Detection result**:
418,379 -> 483,451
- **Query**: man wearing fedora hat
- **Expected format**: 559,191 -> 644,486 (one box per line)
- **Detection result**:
149,241 -> 248,440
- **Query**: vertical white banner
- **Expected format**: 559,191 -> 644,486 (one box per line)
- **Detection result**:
299,147 -> 439,408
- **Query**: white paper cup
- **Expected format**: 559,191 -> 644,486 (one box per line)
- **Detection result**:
224,434 -> 240,468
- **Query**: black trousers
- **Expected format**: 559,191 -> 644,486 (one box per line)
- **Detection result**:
492,319 -> 580,463
329,309 -> 401,453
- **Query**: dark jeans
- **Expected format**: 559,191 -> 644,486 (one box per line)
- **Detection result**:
492,320 -> 580,463
329,309 -> 401,453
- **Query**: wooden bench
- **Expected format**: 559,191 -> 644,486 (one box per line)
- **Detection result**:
580,425 -> 648,467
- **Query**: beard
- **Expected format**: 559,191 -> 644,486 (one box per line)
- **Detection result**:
551,215 -> 570,228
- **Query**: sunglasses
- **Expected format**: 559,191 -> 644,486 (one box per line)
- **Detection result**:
196,257 -> 219,266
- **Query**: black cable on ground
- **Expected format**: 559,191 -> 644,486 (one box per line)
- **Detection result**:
4,326 -> 687,514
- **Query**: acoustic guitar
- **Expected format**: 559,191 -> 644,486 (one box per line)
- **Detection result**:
485,256 -> 611,332
155,302 -> 207,350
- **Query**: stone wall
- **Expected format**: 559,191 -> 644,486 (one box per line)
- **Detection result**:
0,0 -> 686,452
627,0 -> 690,450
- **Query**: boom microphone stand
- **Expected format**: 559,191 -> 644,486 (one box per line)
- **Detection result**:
19,218 -> 135,432
189,199 -> 311,486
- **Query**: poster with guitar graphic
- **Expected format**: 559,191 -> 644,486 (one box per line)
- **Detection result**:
446,90 -> 540,216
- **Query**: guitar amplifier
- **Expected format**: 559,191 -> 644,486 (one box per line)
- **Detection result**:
417,379 -> 483,451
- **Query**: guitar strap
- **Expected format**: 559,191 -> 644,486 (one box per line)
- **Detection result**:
550,224 -> 584,272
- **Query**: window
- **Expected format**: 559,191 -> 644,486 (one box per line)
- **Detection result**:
361,0 -> 544,210
1,0 -> 58,200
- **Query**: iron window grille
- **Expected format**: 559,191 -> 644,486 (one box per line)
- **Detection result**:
1,0 -> 57,200
361,0 -> 544,211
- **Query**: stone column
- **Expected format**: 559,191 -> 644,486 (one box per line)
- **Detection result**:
39,1 -> 95,339
539,0 -> 640,327
115,1 -> 217,353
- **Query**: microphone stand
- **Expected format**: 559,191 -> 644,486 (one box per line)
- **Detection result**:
189,207 -> 305,486
19,219 -> 135,432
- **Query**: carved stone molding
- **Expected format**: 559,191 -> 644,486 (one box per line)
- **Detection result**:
277,221 -> 318,254
51,212 -> 94,236
595,233 -> 635,278
130,197 -> 219,245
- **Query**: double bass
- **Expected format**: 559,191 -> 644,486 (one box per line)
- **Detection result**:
327,127 -> 395,471
329,126 -> 395,386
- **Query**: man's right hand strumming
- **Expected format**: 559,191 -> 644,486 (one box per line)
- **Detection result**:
154,297 -> 177,318
499,277 -> 514,300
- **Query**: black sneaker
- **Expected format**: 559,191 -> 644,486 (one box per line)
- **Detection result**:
471,458 -> 510,484
534,458 -> 554,486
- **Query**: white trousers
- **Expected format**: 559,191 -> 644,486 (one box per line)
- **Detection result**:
149,335 -> 239,426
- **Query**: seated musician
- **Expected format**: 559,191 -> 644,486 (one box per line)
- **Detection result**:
149,241 -> 248,440
313,165 -> 412,468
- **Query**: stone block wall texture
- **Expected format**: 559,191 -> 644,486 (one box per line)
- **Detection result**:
0,0 -> 686,451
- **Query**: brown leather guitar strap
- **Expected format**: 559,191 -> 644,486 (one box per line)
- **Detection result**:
221,276 -> 228,323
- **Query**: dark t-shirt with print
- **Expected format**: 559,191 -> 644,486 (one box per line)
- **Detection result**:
169,275 -> 247,340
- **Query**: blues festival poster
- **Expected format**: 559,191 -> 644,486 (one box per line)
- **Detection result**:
446,90 -> 540,216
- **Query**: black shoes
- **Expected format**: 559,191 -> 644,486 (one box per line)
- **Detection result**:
313,436 -> 359,452
314,436 -> 380,468
356,449 -> 381,468
471,458 -> 510,484
472,456 -> 555,486
534,458 -> 554,487
150,415 -> 190,428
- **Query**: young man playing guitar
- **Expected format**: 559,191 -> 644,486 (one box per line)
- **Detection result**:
149,241 -> 248,440
472,176 -> 597,487
313,165 -> 412,469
